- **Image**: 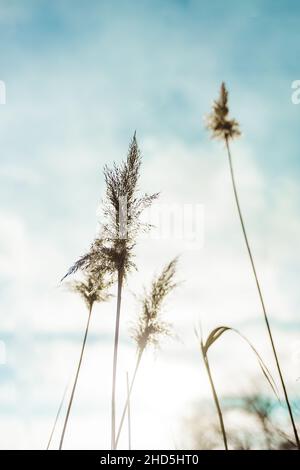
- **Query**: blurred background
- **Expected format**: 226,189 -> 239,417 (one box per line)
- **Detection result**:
0,0 -> 300,449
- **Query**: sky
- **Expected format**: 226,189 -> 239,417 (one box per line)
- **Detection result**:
0,0 -> 300,450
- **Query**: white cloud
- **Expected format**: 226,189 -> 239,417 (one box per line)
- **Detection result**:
1,0 -> 300,449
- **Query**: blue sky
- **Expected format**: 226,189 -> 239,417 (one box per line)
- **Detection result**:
0,0 -> 300,449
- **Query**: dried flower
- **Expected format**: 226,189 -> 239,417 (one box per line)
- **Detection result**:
61,132 -> 159,450
114,258 -> 178,447
68,268 -> 113,310
131,258 -> 178,353
206,82 -> 241,141
62,133 -> 159,280
205,83 -> 300,449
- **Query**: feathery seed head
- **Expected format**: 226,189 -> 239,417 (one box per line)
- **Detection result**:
68,268 -> 113,310
131,258 -> 178,353
206,82 -> 241,141
102,134 -> 158,244
62,133 -> 158,280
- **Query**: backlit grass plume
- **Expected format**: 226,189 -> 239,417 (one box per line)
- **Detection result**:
132,257 -> 178,353
206,83 -> 300,449
115,258 -> 178,448
57,270 -> 112,450
62,133 -> 158,449
206,82 -> 241,141
68,269 -> 113,309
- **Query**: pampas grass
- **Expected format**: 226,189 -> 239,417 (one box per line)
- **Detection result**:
115,258 -> 178,448
103,134 -> 158,449
63,133 -> 158,449
206,82 -> 300,449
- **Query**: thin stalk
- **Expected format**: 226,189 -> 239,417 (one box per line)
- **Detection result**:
225,137 -> 300,449
201,345 -> 228,450
115,350 -> 143,448
126,372 -> 131,450
46,382 -> 69,450
111,267 -> 124,450
59,303 -> 93,450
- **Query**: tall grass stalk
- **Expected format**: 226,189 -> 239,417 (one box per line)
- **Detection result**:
115,351 -> 142,448
59,304 -> 93,450
63,134 -> 158,449
126,372 -> 131,450
198,325 -> 279,450
201,339 -> 228,449
58,271 -> 112,450
46,383 -> 69,450
115,258 -> 178,448
104,135 -> 158,449
206,83 -> 300,449
111,267 -> 124,448
225,137 -> 299,447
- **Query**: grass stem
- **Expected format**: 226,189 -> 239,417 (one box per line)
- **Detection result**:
115,351 -> 142,448
111,268 -> 124,450
201,343 -> 228,450
46,383 -> 69,450
225,137 -> 300,449
126,372 -> 131,450
59,304 -> 93,450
